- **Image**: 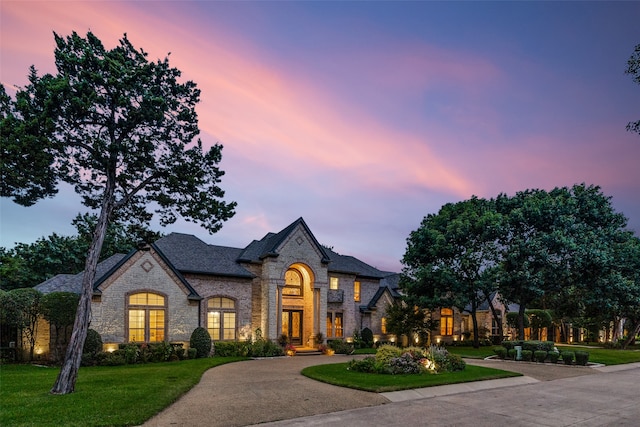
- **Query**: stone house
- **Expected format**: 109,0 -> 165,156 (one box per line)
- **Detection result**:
33,218 -> 401,357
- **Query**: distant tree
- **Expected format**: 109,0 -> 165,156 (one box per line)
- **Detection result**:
0,31 -> 235,394
3,288 -> 42,361
41,292 -> 80,361
0,213 -> 162,290
401,197 -> 502,348
496,184 -> 629,341
625,43 -> 640,136
384,300 -> 436,346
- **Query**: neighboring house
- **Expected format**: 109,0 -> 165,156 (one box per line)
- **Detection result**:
458,292 -> 520,344
33,217 -> 401,358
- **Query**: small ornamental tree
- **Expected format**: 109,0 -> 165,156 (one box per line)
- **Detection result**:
41,292 -> 80,361
0,31 -> 235,394
190,327 -> 212,358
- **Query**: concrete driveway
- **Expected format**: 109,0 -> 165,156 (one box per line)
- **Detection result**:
143,356 -> 640,427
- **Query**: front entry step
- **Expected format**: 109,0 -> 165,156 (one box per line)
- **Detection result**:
293,347 -> 323,356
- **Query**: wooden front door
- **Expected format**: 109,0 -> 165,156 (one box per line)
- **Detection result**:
282,310 -> 303,345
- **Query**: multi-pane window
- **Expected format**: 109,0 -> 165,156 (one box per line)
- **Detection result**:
381,317 -> 387,334
492,313 -> 502,336
208,297 -> 236,340
354,281 -> 361,302
326,312 -> 343,338
283,268 -> 303,296
329,277 -> 339,290
128,292 -> 166,342
440,308 -> 454,336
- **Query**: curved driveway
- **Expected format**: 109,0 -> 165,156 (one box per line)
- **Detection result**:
143,356 -> 640,427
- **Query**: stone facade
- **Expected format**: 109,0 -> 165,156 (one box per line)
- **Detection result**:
33,218 -> 401,358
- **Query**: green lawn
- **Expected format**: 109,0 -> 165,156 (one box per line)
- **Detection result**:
446,344 -> 640,365
556,345 -> 640,365
0,357 -> 247,427
302,362 -> 521,392
446,346 -> 496,359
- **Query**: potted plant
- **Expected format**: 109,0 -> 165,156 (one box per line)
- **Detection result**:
284,344 -> 296,356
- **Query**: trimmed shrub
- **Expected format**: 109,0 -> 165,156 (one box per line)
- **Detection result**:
361,328 -> 374,348
534,350 -> 547,363
575,351 -> 590,366
347,356 -> 378,373
328,339 -> 354,354
548,351 -> 560,364
446,354 -> 466,372
507,349 -> 517,360
521,350 -> 533,361
375,344 -> 403,365
190,327 -> 212,358
83,329 -> 103,355
561,350 -> 575,365
187,348 -> 197,359
494,346 -> 508,359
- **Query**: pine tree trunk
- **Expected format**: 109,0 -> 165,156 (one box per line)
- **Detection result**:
50,183 -> 114,395
517,304 -> 526,341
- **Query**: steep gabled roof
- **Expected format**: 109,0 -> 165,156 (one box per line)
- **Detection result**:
324,248 -> 387,279
360,273 -> 402,312
155,233 -> 254,278
34,253 -> 128,294
237,217 -> 331,264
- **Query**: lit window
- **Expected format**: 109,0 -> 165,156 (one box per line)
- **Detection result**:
440,308 -> 454,336
326,312 -> 344,338
330,277 -> 339,290
335,313 -> 343,337
283,268 -> 303,296
127,292 -> 166,342
381,317 -> 387,334
208,297 -> 236,341
354,281 -> 361,302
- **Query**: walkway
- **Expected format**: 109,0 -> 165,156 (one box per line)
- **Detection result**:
143,356 -> 640,427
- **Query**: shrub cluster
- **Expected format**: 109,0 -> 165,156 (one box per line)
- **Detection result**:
575,350 -> 590,366
328,339 -> 355,354
501,340 -> 555,352
81,341 -> 191,366
347,345 -> 466,375
213,339 -> 283,357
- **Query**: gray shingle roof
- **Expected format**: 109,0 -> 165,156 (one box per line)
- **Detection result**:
325,248 -> 387,279
155,233 -> 254,278
34,253 -> 128,294
237,218 -> 331,264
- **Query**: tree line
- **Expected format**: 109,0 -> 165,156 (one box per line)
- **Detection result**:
400,184 -> 640,349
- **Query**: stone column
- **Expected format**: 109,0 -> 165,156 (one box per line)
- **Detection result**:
276,284 -> 283,339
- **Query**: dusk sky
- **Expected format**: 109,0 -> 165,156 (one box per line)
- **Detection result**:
1,1 -> 639,272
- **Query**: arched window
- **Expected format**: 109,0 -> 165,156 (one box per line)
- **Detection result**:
440,308 -> 454,336
207,297 -> 236,341
128,292 -> 166,342
283,268 -> 303,296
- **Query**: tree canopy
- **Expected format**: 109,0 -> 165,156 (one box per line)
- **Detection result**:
401,184 -> 639,345
402,196 -> 502,347
0,31 -> 236,394
625,43 -> 640,136
0,213 -> 162,291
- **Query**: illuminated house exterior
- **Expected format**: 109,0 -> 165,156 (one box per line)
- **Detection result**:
34,218 -> 401,356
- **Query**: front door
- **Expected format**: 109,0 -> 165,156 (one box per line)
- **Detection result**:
282,310 -> 303,346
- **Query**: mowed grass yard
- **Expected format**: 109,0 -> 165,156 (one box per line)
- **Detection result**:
446,344 -> 640,365
3,345 -> 639,427
0,357 -> 247,427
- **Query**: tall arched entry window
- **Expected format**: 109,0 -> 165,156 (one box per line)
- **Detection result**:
440,308 -> 454,336
127,292 -> 166,342
208,297 -> 236,341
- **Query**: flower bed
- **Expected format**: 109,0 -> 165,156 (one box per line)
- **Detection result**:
347,345 -> 466,375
